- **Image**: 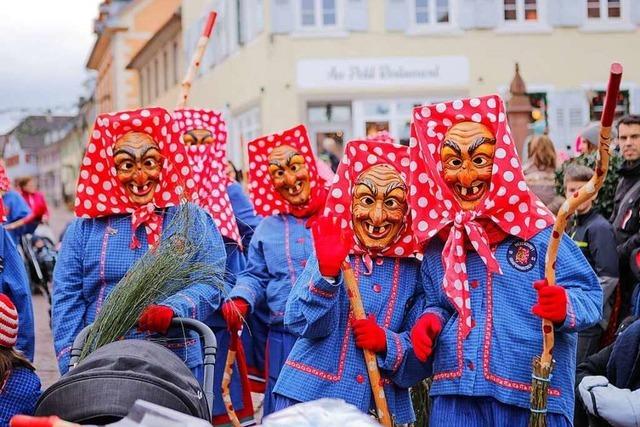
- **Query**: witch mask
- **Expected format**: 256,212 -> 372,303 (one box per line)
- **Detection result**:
268,144 -> 311,206
113,131 -> 163,206
352,164 -> 408,252
441,122 -> 496,211
182,128 -> 214,146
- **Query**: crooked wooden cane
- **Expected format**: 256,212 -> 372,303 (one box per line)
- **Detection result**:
221,331 -> 242,427
342,261 -> 393,427
176,11 -> 217,109
529,62 -> 622,427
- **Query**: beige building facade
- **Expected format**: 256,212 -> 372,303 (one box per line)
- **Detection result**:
133,0 -> 640,167
87,0 -> 182,114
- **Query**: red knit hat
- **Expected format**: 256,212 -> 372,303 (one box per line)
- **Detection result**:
0,294 -> 18,348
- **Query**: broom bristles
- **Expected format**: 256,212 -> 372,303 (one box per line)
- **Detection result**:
81,203 -> 226,358
529,356 -> 554,427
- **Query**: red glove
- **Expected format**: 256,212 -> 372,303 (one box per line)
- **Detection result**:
532,279 -> 567,324
351,314 -> 387,353
312,215 -> 351,278
221,298 -> 249,332
410,313 -> 443,362
138,305 -> 174,334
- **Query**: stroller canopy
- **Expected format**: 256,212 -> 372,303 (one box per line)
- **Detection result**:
36,340 -> 209,424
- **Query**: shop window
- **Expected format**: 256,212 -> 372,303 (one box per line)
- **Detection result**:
589,89 -> 629,122
414,0 -> 449,25
587,0 -> 621,19
300,0 -> 338,29
308,104 -> 351,124
528,92 -> 548,134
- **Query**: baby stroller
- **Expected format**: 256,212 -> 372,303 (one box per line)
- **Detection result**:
19,232 -> 57,300
34,318 -> 217,425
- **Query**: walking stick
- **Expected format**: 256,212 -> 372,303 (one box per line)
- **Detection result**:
221,331 -> 242,427
176,11 -> 217,109
342,261 -> 393,427
529,62 -> 622,426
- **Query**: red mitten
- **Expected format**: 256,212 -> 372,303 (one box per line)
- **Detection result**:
312,215 -> 351,278
532,279 -> 567,324
221,298 -> 249,332
410,313 -> 443,362
351,314 -> 387,353
138,305 -> 174,334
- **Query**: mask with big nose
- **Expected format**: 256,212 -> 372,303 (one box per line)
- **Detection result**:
440,122 -> 496,211
182,128 -> 214,146
352,164 -> 408,252
113,132 -> 164,206
267,145 -> 311,206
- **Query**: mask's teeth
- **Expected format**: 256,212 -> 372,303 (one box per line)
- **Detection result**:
460,186 -> 468,196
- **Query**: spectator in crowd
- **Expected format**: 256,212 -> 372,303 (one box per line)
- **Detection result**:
523,134 -> 565,213
565,164 -> 619,366
0,293 -> 41,424
610,115 -> 640,316
0,163 -> 31,244
11,176 -> 50,235
578,122 -> 600,155
320,137 -> 341,172
576,316 -> 640,427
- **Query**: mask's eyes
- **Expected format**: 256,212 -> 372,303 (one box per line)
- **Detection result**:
472,155 -> 491,167
116,159 -> 135,173
384,198 -> 400,208
183,134 -> 195,145
290,163 -> 301,172
273,169 -> 285,178
361,196 -> 375,206
445,157 -> 463,168
143,157 -> 160,169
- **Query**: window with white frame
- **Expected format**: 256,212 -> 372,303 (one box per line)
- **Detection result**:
231,107 -> 261,166
300,0 -> 338,29
587,0 -> 622,20
414,0 -> 450,25
503,0 -> 538,23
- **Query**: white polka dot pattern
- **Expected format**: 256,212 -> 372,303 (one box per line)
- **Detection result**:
408,94 -> 555,340
323,139 -> 419,259
172,108 -> 241,246
74,107 -> 195,248
247,124 -> 324,217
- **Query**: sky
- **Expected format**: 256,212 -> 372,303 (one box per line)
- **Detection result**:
0,0 -> 101,133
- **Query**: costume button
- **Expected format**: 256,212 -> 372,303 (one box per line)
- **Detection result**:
470,280 -> 479,289
467,360 -> 475,371
300,260 -> 307,267
356,374 -> 365,384
373,284 -> 381,293
297,238 -> 305,244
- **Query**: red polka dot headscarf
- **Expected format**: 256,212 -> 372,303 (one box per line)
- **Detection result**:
324,139 -> 419,272
247,124 -> 325,217
172,108 -> 242,246
410,94 -> 554,339
366,130 -> 396,145
75,107 -> 195,250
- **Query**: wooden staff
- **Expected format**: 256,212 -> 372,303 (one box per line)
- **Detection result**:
176,11 -> 217,109
342,261 -> 393,427
529,62 -> 622,426
221,331 -> 241,427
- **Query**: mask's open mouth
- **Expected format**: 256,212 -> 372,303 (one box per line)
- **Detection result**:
285,181 -> 304,197
128,182 -> 155,198
453,181 -> 486,202
363,221 -> 392,239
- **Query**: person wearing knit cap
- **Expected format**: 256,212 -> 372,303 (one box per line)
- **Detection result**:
271,139 -> 430,423
408,95 -> 601,426
221,124 -> 327,416
52,108 -> 226,380
172,108 -> 255,425
0,169 -> 35,361
0,293 -> 41,424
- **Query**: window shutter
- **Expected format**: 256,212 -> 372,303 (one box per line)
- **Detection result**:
457,0 -> 477,29
473,0 -> 501,29
631,0 -> 640,25
630,86 -> 640,115
385,0 -> 409,32
345,0 -> 368,31
547,90 -> 590,152
548,0 -> 584,27
271,0 -> 294,34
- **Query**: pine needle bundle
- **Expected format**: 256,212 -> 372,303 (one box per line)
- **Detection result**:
81,203 -> 225,358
